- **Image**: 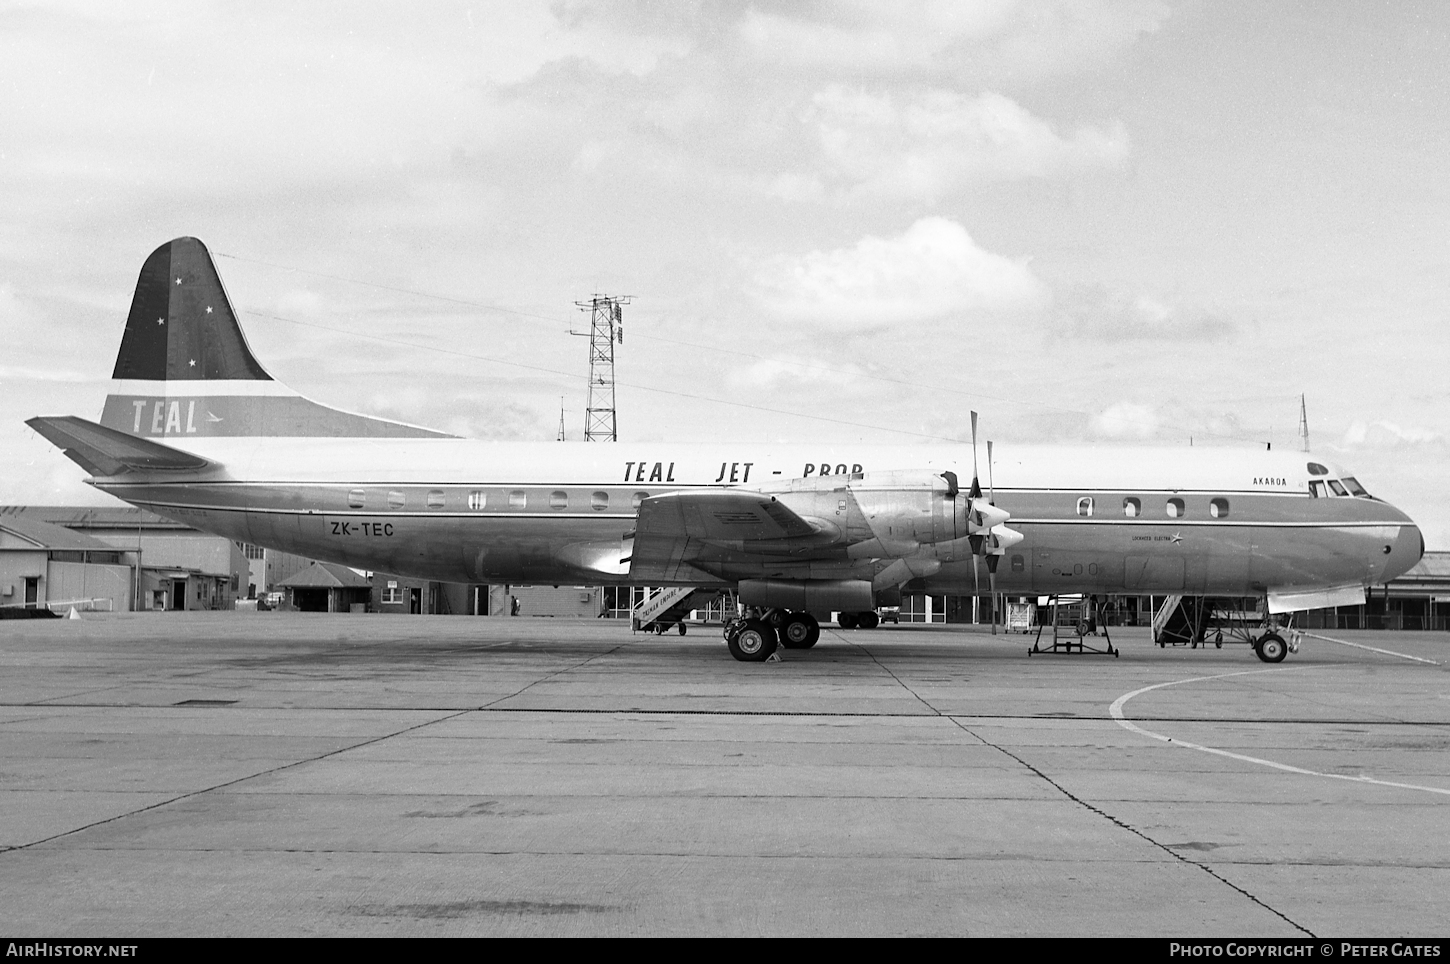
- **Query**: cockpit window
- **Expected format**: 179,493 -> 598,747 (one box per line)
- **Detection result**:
1343,477 -> 1369,497
1307,462 -> 1328,476
1309,481 -> 1325,498
1328,480 -> 1348,497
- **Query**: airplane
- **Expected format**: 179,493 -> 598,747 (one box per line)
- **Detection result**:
27,238 -> 1426,662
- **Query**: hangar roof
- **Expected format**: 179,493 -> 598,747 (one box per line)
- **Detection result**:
277,561 -> 370,588
0,518 -> 116,552
0,505 -> 191,531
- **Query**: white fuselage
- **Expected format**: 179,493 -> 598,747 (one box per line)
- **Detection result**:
93,438 -> 1424,608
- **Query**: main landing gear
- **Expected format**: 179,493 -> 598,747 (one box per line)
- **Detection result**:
836,611 -> 879,630
723,610 -> 821,662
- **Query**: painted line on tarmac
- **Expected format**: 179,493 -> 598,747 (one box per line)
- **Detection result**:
1301,631 -> 1440,665
1110,669 -> 1450,798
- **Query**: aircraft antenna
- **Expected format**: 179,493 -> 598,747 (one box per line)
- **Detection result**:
1298,394 -> 1310,452
571,295 -> 631,442
557,397 -> 566,442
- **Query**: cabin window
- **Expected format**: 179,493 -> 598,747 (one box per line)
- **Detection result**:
388,490 -> 405,509
591,491 -> 609,511
1328,480 -> 1348,497
1123,497 -> 1140,518
509,490 -> 527,508
1011,554 -> 1024,573
1210,498 -> 1229,518
427,490 -> 445,509
1307,462 -> 1328,476
1343,477 -> 1368,497
1077,497 -> 1094,517
1309,481 -> 1325,498
468,491 -> 486,510
1166,497 -> 1185,518
347,488 -> 366,509
632,491 -> 650,509
550,490 -> 568,509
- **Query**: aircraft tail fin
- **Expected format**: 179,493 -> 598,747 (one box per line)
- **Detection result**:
98,237 -> 451,440
27,415 -> 213,477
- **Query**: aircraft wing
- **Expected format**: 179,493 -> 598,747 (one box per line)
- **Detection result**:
26,416 -> 213,476
627,489 -> 822,582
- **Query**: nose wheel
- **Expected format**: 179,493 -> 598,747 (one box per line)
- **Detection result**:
1253,632 -> 1288,663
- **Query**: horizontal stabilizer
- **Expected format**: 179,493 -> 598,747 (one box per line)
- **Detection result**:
26,416 -> 213,476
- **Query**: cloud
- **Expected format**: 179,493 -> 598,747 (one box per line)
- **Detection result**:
737,1 -> 1169,81
1052,284 -> 1237,341
803,87 -> 1128,200
723,357 -> 862,392
1089,401 -> 1161,438
1339,420 -> 1445,450
754,217 -> 1049,329
0,365 -> 95,384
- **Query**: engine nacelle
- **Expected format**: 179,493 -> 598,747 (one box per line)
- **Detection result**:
848,470 -> 1006,547
738,578 -> 874,614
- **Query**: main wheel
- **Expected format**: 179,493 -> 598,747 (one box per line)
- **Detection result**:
837,612 -> 859,630
858,610 -> 880,629
677,623 -> 687,636
1255,633 -> 1288,663
780,613 -> 820,649
728,619 -> 778,662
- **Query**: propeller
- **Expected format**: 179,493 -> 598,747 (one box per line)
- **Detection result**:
986,439 -> 997,635
970,413 -> 984,626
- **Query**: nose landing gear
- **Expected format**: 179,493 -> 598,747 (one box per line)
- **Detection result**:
1252,629 -> 1300,663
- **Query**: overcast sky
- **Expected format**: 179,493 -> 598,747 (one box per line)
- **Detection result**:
3,1 -> 1447,546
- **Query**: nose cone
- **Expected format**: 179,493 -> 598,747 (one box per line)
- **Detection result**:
1380,524 -> 1425,583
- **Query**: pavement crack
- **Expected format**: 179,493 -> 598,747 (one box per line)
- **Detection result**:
0,709 -> 472,857
477,644 -> 624,709
854,640 -> 1316,938
957,721 -> 1317,938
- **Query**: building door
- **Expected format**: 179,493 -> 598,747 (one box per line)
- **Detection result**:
24,577 -> 39,608
409,588 -> 422,614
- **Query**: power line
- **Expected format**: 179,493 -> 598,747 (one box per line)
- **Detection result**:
223,251 -> 1291,446
238,308 -> 962,442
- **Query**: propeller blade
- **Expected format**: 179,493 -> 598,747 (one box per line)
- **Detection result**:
972,550 -> 981,613
988,565 -> 998,635
987,440 -> 995,505
969,411 -> 982,500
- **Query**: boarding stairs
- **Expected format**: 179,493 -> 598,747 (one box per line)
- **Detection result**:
1150,594 -> 1186,643
633,586 -> 698,634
